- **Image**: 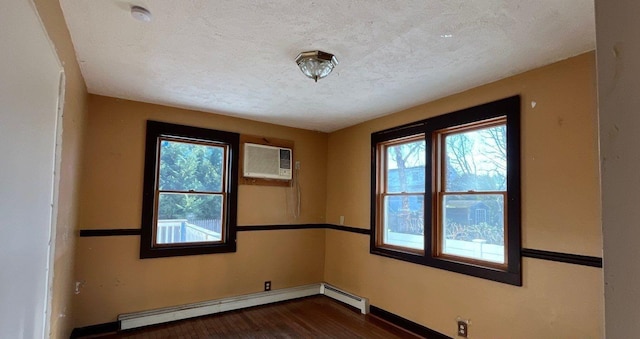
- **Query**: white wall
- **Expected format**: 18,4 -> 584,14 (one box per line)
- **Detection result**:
0,1 -> 62,338
596,0 -> 640,337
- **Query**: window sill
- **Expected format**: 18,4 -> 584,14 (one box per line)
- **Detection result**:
370,246 -> 521,286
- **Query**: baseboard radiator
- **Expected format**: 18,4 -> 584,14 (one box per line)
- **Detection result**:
320,283 -> 369,314
118,283 -> 369,330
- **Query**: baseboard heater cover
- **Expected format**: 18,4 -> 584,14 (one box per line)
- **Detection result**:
320,283 -> 369,314
118,283 -> 368,330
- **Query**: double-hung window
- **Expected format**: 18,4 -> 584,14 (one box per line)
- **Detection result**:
374,132 -> 427,255
140,121 -> 239,258
371,96 -> 521,285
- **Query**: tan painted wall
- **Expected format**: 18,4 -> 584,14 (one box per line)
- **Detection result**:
24,4 -> 604,335
73,95 -> 328,326
32,1 -> 89,337
325,52 -> 603,338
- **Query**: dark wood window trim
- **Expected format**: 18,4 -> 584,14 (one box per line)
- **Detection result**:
370,96 -> 522,286
140,120 -> 239,259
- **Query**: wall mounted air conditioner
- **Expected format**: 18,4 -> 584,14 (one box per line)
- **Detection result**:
243,143 -> 292,180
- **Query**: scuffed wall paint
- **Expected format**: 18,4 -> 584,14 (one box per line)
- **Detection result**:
325,53 -> 603,338
72,95 -> 328,327
33,0 -> 89,337
596,0 -> 640,337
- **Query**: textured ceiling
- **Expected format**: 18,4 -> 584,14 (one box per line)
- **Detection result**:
59,1 -> 595,132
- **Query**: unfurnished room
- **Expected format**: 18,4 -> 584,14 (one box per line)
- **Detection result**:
2,0 -> 640,338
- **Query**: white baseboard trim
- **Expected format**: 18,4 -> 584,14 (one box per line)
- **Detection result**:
118,283 -> 367,330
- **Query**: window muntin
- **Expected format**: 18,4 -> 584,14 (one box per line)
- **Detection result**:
370,96 -> 521,286
377,137 -> 426,251
435,120 -> 507,266
141,121 -> 239,258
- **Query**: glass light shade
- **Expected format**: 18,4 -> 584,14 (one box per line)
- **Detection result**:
295,51 -> 338,82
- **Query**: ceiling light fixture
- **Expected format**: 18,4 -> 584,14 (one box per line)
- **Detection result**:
295,50 -> 338,82
131,5 -> 152,22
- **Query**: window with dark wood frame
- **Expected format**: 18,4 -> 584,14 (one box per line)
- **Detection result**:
371,96 -> 521,285
140,121 -> 239,259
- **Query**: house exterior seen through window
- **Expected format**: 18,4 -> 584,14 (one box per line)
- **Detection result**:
371,96 -> 521,285
378,136 -> 426,251
437,121 -> 508,265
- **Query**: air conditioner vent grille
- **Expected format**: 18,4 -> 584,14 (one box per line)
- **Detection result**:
243,143 -> 292,180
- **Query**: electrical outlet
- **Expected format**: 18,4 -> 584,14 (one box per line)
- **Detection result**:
457,318 -> 469,338
264,281 -> 271,291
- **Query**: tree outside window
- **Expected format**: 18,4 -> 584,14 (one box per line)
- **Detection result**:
371,96 -> 521,286
140,121 -> 239,258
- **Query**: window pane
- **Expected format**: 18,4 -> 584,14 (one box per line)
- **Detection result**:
156,193 -> 223,244
382,194 -> 424,250
159,140 -> 224,192
441,194 -> 504,263
445,124 -> 506,192
386,140 -> 425,193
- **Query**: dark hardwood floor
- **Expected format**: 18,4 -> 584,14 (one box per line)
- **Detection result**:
98,296 -> 420,338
